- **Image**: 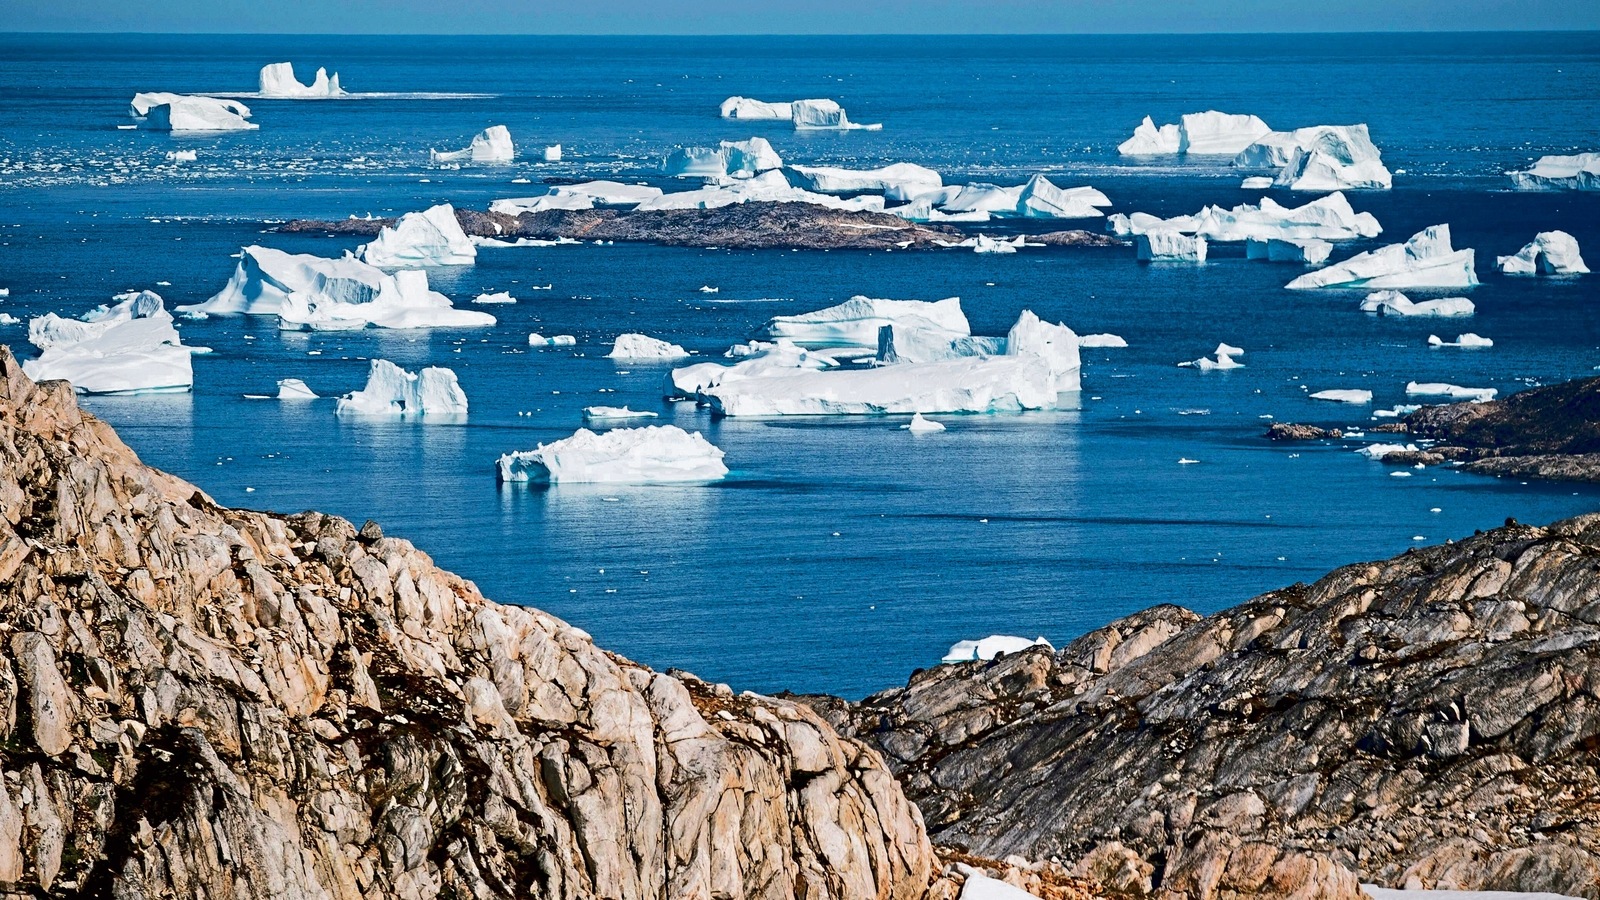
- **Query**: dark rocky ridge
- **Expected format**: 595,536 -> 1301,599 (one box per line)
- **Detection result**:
279,203 -> 1124,252
1399,376 -> 1600,482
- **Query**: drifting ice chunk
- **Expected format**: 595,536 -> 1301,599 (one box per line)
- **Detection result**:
1310,389 -> 1372,404
276,378 -> 318,399
430,125 -> 514,164
1287,225 -> 1478,290
543,144 -> 562,162
473,292 -> 515,305
336,359 -> 468,417
1137,231 -> 1207,262
1428,333 -> 1493,348
258,62 -> 345,98
760,296 -> 970,348
1497,231 -> 1589,275
23,290 -> 193,394
792,98 -> 881,131
166,149 -> 197,163
359,204 -> 476,267
972,235 -> 1022,254
663,138 -> 783,179
583,406 -> 659,422
1241,176 -> 1274,189
129,92 -> 257,132
786,163 -> 942,202
1117,116 -> 1182,155
1360,290 -> 1475,317
1180,343 -> 1244,370
497,425 -> 728,483
1357,442 -> 1419,460
1507,153 -> 1600,191
1078,333 -> 1127,348
1406,382 -> 1497,402
942,635 -> 1052,663
528,333 -> 576,347
608,333 -> 689,360
903,413 -> 945,433
1247,237 -> 1333,265
720,96 -> 794,120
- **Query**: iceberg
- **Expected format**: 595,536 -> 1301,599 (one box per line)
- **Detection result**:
903,413 -> 945,433
666,340 -> 838,399
1241,176 -> 1275,189
583,406 -> 659,422
528,333 -> 576,347
1137,231 -> 1207,262
543,144 -> 561,162
1310,389 -> 1372,404
1117,116 -> 1182,155
720,96 -> 794,120
358,203 -> 476,267
496,425 -> 728,484
1360,290 -> 1475,317
1496,230 -> 1589,275
1014,175 -> 1112,218
1356,442 -> 1419,461
473,292 -> 515,305
942,635 -> 1053,664
663,137 -> 782,179
1111,193 -> 1380,242
183,245 -> 494,330
759,296 -> 971,348
430,125 -> 514,164
276,378 -> 318,399
920,176 -> 1110,220
877,321 -> 1004,365
1235,125 -> 1391,191
972,235 -> 1021,254
1120,111 -> 1270,156
485,194 -> 595,214
23,290 -> 194,395
1246,237 -> 1333,265
336,359 -> 468,417
1405,382 -> 1497,402
258,62 -> 345,99
1077,333 -> 1127,348
791,98 -> 880,131
608,333 -> 689,360
1286,225 -> 1478,290
1179,343 -> 1244,370
1507,153 -> 1600,191
165,149 -> 197,163
129,92 -> 256,132
636,169 -> 882,212
786,163 -> 942,202
1428,333 -> 1493,348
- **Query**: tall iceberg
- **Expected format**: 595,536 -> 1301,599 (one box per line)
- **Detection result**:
1136,231 -> 1207,262
1507,153 -> 1600,191
497,425 -> 728,484
1286,225 -> 1479,290
1234,124 -> 1392,191
23,290 -> 194,394
129,92 -> 257,132
791,99 -> 881,131
430,125 -> 514,164
258,62 -> 345,98
336,359 -> 468,417
358,204 -> 477,267
1118,111 -> 1270,156
1496,231 -> 1589,275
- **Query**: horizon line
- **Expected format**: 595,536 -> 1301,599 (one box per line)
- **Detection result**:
3,28 -> 1599,37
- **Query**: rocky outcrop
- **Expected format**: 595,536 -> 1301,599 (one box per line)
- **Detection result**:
1264,424 -> 1343,441
807,520 -> 1600,900
1401,376 -> 1600,482
0,344 -> 935,899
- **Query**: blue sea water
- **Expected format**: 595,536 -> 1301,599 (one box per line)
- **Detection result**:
1,32 -> 1599,698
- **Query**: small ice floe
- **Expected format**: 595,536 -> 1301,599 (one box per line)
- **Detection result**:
543,144 -> 562,162
1178,458 -> 1200,464
942,635 -> 1052,664
276,378 -> 318,400
903,412 -> 945,433
335,359 -> 467,418
430,125 -> 514,164
497,425 -> 727,484
1428,333 -> 1492,348
583,406 -> 659,422
1179,343 -> 1244,370
607,333 -> 689,361
0,314 -> 18,326
165,149 -> 197,163
1391,472 -> 1413,478
529,333 -> 577,347
1496,230 -> 1589,275
972,234 -> 1023,254
699,285 -> 720,293
1361,290 -> 1475,317
1405,382 -> 1497,402
1078,333 -> 1128,348
1241,176 -> 1274,189
1372,404 -> 1421,418
1356,442 -> 1418,460
473,291 -> 516,305
1310,389 -> 1373,404
1287,225 -> 1477,290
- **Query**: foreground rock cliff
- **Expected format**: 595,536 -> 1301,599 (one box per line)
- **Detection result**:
807,522 -> 1600,900
0,344 -> 935,899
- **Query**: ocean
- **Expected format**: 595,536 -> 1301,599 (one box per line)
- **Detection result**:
1,32 -> 1598,698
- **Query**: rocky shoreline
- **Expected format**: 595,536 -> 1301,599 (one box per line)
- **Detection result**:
280,203 -> 1124,252
1399,376 -> 1600,482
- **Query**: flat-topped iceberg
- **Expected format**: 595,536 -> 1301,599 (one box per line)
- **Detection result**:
1235,125 -> 1391,191
130,92 -> 256,132
635,169 -> 883,212
608,333 -> 689,360
1247,237 -> 1333,265
336,359 -> 467,417
258,62 -> 345,98
1078,333 -> 1127,348
1360,290 -> 1475,317
359,203 -> 476,267
663,137 -> 782,179
877,322 -> 1004,365
183,245 -> 495,330
430,125 -> 513,164
1310,389 -> 1372,404
1119,111 -> 1271,156
1497,231 -> 1589,275
497,425 -> 728,484
23,290 -> 194,395
1286,225 -> 1478,290
473,292 -> 515,305
276,378 -> 318,399
942,635 -> 1052,664
583,406 -> 659,422
489,181 -> 665,215
786,163 -> 942,202
1137,231 -> 1207,262
1406,381 -> 1497,402
720,96 -> 794,120
1110,192 -> 1380,242
792,98 -> 880,131
759,296 -> 971,348
1507,153 -> 1600,191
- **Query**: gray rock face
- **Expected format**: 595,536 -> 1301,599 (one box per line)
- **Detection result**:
810,523 -> 1600,900
0,346 -> 935,899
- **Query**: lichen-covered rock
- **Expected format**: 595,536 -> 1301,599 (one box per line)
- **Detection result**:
0,346 -> 935,900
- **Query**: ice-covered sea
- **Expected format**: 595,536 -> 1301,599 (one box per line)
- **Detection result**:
2,32 -> 1599,697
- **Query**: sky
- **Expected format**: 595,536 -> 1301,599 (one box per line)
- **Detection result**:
1,0 -> 1597,34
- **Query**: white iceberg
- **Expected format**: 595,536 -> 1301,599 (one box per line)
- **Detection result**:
543,144 -> 562,162
639,169 -> 882,212
336,359 -> 467,417
792,98 -> 880,131
1496,230 -> 1589,275
903,413 -> 945,433
497,425 -> 728,484
1180,343 -> 1244,370
1235,125 -> 1391,191
1014,175 -> 1112,218
165,149 -> 197,163
473,292 -> 515,305
359,203 -> 476,267
430,125 -> 514,164
942,635 -> 1052,664
1428,333 -> 1493,348
1246,237 -> 1333,265
1310,389 -> 1372,404
1119,111 -> 1270,156
1360,290 -> 1475,317
877,321 -> 1004,365
1137,231 -> 1207,262
1241,176 -> 1275,189
528,333 -> 576,347
1507,153 -> 1600,191
276,378 -> 318,399
663,137 -> 783,179
786,163 -> 942,202
973,235 -> 1022,254
1078,333 -> 1127,348
23,290 -> 194,395
918,177 -> 1110,220
666,340 -> 838,399
583,406 -> 659,422
1117,116 -> 1182,155
608,333 -> 689,360
183,245 -> 494,330
759,296 -> 970,348
1286,225 -> 1478,290
1357,442 -> 1419,460
1406,382 -> 1497,402
129,92 -> 256,132
1111,192 -> 1380,242
258,62 -> 345,99
720,96 -> 794,120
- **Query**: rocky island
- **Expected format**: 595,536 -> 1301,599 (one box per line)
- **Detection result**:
1400,376 -> 1600,482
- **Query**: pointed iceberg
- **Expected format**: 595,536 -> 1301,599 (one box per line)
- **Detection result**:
359,203 -> 477,267
258,62 -> 345,98
1496,231 -> 1589,275
430,125 -> 514,164
1286,225 -> 1478,290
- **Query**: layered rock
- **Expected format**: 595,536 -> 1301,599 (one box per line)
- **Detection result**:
0,346 -> 935,899
1403,375 -> 1600,482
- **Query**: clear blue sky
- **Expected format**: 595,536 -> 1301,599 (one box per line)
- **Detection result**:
2,0 -> 1597,33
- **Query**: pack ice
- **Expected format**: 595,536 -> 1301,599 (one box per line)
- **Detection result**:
490,181 -> 665,214
1286,225 -> 1479,290
1234,124 -> 1392,191
497,425 -> 728,484
130,92 -> 257,132
336,359 -> 468,418
758,296 -> 971,348
1360,290 -> 1475,317
942,635 -> 1053,663
430,125 -> 514,164
23,290 -> 194,394
182,245 -> 495,330
1507,153 -> 1600,191
1496,231 -> 1589,275
607,334 -> 689,360
635,170 -> 884,213
359,204 -> 477,267
1108,192 -> 1380,242
663,138 -> 783,179
1118,111 -> 1271,156
258,62 -> 345,98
